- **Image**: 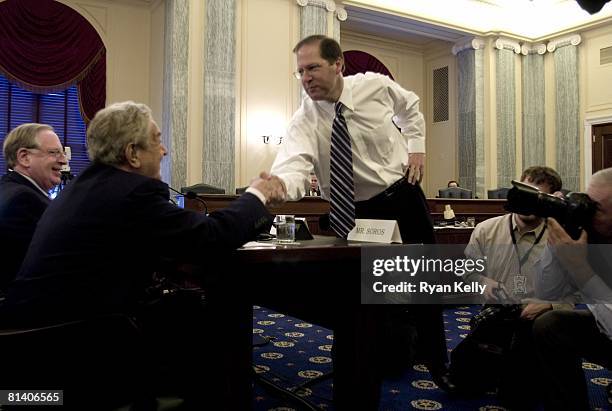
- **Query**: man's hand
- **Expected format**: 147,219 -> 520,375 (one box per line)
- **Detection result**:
520,302 -> 552,320
480,276 -> 500,302
547,217 -> 587,247
547,217 -> 593,287
250,172 -> 287,206
406,153 -> 425,184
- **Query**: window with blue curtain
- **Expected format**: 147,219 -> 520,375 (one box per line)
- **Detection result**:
0,74 -> 89,176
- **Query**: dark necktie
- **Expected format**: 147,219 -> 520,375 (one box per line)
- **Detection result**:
329,102 -> 356,238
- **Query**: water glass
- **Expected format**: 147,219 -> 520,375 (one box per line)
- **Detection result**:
275,215 -> 295,244
467,217 -> 476,227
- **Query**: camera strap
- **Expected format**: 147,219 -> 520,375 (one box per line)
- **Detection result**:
509,215 -> 547,274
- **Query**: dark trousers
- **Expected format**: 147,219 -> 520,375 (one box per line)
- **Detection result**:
355,180 -> 448,372
355,177 -> 435,244
533,309 -> 612,411
498,318 -> 542,410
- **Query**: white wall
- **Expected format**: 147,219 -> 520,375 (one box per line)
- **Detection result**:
424,45 -> 457,197
580,23 -> 612,185
60,0 -> 153,107
236,0 -> 300,186
58,0 -> 612,194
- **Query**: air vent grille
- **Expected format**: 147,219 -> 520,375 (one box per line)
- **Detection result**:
433,66 -> 449,123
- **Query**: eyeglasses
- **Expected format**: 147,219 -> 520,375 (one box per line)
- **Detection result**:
27,148 -> 67,158
293,63 -> 323,80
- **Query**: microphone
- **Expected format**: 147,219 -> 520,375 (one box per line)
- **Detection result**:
168,186 -> 208,214
60,147 -> 73,187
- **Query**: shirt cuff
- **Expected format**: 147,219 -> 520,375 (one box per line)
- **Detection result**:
407,139 -> 426,154
245,187 -> 266,205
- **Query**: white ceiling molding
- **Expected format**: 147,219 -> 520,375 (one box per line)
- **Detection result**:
342,0 -> 612,41
452,37 -> 486,55
520,43 -> 547,55
343,5 -> 469,43
336,6 -> 348,21
546,33 -> 582,52
495,37 -> 521,53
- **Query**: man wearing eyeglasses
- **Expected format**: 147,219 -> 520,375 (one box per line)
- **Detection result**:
270,35 -> 452,407
0,123 -> 66,292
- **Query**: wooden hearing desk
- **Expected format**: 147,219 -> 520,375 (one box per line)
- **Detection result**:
228,236 -> 403,410
185,195 -> 507,244
183,196 -> 506,408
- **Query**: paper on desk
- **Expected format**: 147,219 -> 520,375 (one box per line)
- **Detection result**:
242,241 -> 277,248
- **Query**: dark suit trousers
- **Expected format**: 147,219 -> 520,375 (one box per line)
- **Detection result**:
533,309 -> 612,411
355,179 -> 448,371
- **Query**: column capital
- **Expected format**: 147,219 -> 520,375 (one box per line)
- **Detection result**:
296,0 -> 337,11
495,37 -> 521,54
336,6 -> 347,21
547,34 -> 581,52
520,43 -> 547,55
452,37 -> 485,55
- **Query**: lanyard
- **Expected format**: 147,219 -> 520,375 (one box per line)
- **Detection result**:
509,215 -> 547,274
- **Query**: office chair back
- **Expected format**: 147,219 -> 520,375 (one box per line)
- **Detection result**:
439,187 -> 473,199
487,188 -> 510,199
181,183 -> 225,195
0,314 -> 154,408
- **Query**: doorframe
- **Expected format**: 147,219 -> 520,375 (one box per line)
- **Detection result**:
583,115 -> 612,188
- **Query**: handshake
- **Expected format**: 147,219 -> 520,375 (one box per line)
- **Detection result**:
250,171 -> 287,207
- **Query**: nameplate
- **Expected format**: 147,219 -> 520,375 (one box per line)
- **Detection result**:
347,219 -> 403,244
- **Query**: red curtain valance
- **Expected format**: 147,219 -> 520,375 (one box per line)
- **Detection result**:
343,50 -> 394,80
0,0 -> 106,122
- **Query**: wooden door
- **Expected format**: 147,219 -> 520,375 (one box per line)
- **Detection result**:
592,123 -> 612,173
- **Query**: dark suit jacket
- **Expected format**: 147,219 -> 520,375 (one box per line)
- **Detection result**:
0,171 -> 51,291
5,163 -> 272,323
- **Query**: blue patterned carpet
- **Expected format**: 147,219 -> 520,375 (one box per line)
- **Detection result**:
252,305 -> 612,411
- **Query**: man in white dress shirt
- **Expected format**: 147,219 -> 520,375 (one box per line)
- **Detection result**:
271,34 -> 434,244
270,35 -> 453,406
533,167 -> 612,410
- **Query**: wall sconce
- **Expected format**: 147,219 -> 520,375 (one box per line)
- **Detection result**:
262,135 -> 283,145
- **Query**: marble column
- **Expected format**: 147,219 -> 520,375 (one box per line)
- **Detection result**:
296,0 -> 341,40
453,38 -> 485,198
202,0 -> 237,193
548,34 -> 581,191
495,38 -> 521,188
521,43 -> 547,169
162,0 -> 189,188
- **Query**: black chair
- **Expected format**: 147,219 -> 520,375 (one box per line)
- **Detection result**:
439,187 -> 473,199
0,314 -> 166,410
181,183 -> 225,195
487,188 -> 510,199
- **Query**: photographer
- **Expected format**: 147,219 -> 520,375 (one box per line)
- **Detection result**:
533,167 -> 612,411
460,166 -> 572,409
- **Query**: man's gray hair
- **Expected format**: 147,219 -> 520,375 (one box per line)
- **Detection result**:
2,123 -> 54,170
590,167 -> 612,187
87,101 -> 152,166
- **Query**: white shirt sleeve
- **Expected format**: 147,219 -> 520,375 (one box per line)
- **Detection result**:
383,75 -> 426,154
269,115 -> 315,201
587,304 -> 612,340
534,245 -> 579,301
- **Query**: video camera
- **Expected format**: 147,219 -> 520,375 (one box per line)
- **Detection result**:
505,180 -> 597,239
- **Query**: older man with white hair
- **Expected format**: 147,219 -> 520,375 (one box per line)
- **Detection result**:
3,101 -> 286,408
533,167 -> 612,410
